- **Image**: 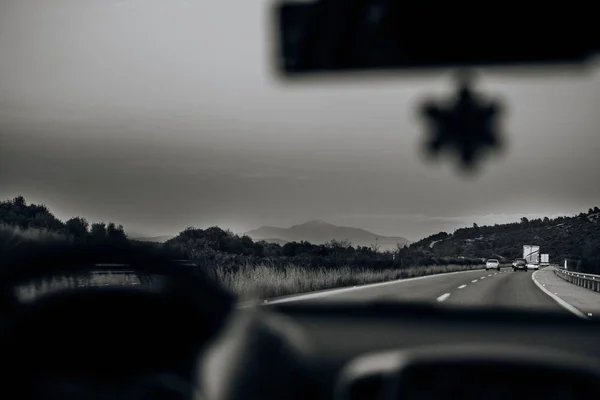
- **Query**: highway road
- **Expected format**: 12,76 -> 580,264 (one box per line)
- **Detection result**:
268,267 -> 570,315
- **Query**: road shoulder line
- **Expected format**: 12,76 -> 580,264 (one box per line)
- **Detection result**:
531,270 -> 589,320
238,268 -> 485,307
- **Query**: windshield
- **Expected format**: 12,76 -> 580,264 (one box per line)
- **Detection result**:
1,1 -> 599,317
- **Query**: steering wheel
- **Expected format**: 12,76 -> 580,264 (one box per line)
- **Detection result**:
0,243 -> 316,400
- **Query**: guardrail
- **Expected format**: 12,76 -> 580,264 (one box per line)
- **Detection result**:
554,268 -> 600,293
90,270 -> 135,275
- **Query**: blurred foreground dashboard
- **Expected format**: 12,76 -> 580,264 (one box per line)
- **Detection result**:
3,288 -> 600,400
266,301 -> 600,400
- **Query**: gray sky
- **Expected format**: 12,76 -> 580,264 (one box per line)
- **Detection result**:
1,0 -> 599,241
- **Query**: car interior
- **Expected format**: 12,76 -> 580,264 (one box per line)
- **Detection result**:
2,244 -> 600,400
0,1 -> 598,400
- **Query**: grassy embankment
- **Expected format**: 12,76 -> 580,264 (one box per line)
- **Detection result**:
2,223 -> 483,301
17,262 -> 482,302
215,263 -> 482,300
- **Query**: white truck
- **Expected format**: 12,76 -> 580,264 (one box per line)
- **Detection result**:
523,245 -> 540,270
540,254 -> 550,267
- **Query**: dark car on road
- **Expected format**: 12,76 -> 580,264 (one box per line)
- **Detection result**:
513,258 -> 528,272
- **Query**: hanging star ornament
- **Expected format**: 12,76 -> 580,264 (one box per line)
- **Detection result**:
419,74 -> 505,172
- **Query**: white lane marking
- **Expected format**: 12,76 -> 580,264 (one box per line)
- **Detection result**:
494,273 -> 498,275
531,271 -> 589,320
437,293 -> 451,302
458,284 -> 467,289
488,274 -> 492,276
472,279 -> 478,283
480,277 -> 486,279
239,268 -> 486,307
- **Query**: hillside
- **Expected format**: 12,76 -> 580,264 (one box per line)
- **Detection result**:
131,235 -> 174,243
0,196 -> 129,262
406,209 -> 600,272
245,220 -> 410,251
257,238 -> 288,245
2,196 -> 598,274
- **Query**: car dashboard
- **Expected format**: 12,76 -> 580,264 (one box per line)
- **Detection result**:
264,301 -> 600,400
2,278 -> 600,400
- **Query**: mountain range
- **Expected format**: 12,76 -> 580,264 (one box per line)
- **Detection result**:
244,220 -> 410,251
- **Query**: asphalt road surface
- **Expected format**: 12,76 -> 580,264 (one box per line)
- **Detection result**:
277,268 -> 569,314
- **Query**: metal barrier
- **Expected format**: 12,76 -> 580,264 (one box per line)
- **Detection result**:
554,268 -> 600,293
90,270 -> 135,275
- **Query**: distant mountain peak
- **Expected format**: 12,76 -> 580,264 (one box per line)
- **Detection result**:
245,219 -> 410,251
294,219 -> 333,227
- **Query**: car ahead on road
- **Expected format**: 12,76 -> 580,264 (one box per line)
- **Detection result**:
5,243 -> 600,400
513,258 -> 528,272
486,259 -> 500,271
527,263 -> 540,271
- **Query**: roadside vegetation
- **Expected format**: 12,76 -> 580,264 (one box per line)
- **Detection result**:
409,210 -> 600,273
215,263 -> 481,301
1,196 -> 598,303
15,262 -> 481,302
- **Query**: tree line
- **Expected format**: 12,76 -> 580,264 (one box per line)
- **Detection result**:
0,196 -> 127,260
1,196 -> 598,274
164,226 -> 481,271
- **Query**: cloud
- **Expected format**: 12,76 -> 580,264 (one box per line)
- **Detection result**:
240,171 -> 312,181
335,212 -> 577,225
240,172 -> 274,179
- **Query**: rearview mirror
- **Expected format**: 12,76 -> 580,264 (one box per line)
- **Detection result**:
272,0 -> 597,76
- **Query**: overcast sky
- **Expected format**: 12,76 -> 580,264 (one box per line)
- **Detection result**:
1,0 -> 599,241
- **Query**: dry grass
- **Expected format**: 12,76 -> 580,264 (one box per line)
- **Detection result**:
216,263 -> 483,301
1,225 -> 483,303
15,263 -> 483,303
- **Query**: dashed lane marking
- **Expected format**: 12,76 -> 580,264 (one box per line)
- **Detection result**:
437,293 -> 451,302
